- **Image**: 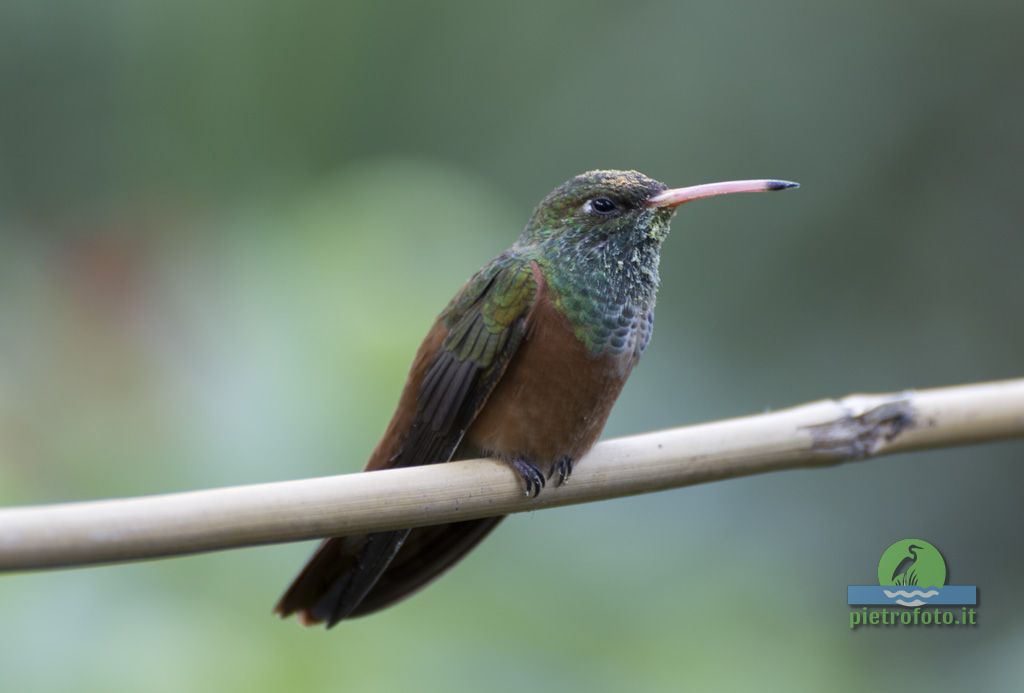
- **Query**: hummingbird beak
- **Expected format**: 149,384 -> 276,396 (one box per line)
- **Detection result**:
647,179 -> 799,208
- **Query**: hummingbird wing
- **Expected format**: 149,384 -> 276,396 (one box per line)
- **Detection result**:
275,254 -> 543,626
392,254 -> 543,471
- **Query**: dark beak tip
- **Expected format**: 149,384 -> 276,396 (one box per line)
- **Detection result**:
767,180 -> 800,191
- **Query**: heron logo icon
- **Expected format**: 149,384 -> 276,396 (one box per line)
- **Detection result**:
848,538 -> 977,608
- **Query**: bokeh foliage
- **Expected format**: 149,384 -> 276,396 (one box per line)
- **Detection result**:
2,1 -> 1023,691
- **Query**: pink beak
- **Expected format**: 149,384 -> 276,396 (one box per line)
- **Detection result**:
647,179 -> 799,208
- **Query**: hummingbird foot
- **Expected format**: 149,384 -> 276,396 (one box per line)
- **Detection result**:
511,457 -> 546,498
548,455 -> 574,486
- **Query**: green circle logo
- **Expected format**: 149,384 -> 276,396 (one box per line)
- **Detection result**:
877,539 -> 947,588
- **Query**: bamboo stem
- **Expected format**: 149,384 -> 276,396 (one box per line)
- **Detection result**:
1,378 -> 1022,572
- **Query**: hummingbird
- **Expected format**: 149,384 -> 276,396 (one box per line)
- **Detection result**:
275,169 -> 798,627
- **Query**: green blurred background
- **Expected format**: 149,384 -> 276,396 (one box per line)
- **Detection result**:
2,1 -> 1022,691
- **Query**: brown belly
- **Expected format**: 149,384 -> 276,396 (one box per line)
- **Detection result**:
464,297 -> 633,470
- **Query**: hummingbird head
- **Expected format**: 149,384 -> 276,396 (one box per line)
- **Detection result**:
519,170 -> 671,248
514,169 -> 797,352
518,169 -> 798,251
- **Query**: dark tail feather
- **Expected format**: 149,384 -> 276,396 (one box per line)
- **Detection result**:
350,516 -> 504,618
275,529 -> 410,628
275,516 -> 504,626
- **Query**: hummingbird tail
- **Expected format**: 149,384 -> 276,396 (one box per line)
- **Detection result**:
275,517 -> 504,626
274,530 -> 410,628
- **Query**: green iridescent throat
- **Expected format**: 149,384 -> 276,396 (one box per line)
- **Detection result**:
518,207 -> 673,355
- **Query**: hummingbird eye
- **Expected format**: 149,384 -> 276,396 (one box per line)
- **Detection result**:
585,197 -> 619,215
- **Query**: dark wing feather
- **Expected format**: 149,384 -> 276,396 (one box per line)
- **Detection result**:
275,256 -> 542,626
387,254 -> 540,471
